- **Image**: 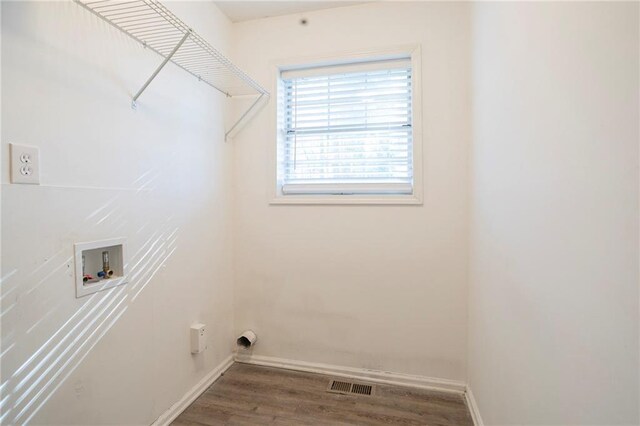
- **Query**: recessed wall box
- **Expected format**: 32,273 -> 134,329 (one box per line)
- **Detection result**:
74,238 -> 127,298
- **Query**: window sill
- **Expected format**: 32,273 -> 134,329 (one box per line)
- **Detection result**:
269,194 -> 423,206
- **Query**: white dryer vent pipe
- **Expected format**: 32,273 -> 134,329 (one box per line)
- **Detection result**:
237,330 -> 257,348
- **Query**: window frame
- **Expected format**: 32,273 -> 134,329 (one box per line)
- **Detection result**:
269,45 -> 423,205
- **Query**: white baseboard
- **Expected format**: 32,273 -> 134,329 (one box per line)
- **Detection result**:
464,385 -> 485,426
151,354 -> 234,426
234,353 -> 466,394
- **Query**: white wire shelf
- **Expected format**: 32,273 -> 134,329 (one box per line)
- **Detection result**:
75,0 -> 268,139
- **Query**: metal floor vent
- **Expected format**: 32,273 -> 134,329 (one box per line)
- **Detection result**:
327,379 -> 374,396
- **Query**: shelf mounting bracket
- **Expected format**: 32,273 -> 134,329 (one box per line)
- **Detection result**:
131,30 -> 192,110
225,93 -> 269,141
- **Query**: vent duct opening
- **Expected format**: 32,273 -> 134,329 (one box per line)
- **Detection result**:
236,330 -> 257,348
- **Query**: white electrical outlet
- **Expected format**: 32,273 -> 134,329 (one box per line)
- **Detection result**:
10,143 -> 40,184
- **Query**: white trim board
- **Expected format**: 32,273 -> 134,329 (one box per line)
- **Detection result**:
465,385 -> 485,426
151,354 -> 234,426
234,353 -> 466,394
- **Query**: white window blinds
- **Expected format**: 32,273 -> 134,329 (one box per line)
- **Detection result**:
280,59 -> 413,195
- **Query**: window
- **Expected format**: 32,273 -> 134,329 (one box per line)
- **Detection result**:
275,52 -> 420,203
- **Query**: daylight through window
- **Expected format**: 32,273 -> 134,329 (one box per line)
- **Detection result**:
279,58 -> 414,196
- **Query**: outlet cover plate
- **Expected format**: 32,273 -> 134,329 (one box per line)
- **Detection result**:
10,143 -> 40,184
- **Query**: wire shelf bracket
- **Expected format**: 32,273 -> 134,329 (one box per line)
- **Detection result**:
131,29 -> 190,110
75,0 -> 269,140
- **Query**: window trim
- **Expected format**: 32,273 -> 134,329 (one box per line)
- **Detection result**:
268,45 -> 423,205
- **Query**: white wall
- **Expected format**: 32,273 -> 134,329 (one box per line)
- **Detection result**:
468,2 -> 639,425
1,1 -> 235,424
231,2 -> 471,382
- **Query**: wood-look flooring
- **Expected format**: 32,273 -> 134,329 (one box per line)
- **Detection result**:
172,363 -> 473,426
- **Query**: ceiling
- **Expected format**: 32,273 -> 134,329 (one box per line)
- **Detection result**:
215,1 -> 368,23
